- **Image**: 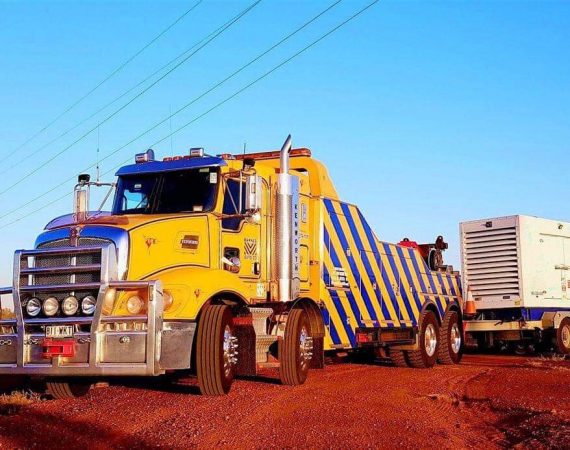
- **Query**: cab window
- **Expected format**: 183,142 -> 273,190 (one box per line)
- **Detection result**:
113,168 -> 218,215
222,179 -> 246,230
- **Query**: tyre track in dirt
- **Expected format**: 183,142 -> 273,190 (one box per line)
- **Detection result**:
1,355 -> 568,449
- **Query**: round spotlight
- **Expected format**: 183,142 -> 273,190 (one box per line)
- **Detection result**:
43,297 -> 59,317
81,296 -> 97,315
26,298 -> 42,317
126,295 -> 144,315
62,296 -> 79,316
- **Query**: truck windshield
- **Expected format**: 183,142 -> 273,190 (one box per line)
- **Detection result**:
112,168 -> 219,215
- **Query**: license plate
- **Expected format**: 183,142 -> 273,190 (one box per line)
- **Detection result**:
45,325 -> 74,339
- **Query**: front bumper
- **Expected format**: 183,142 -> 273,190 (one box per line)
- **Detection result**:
0,281 -> 167,377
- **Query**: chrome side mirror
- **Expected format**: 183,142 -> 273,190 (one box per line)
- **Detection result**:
74,176 -> 90,222
245,175 -> 262,212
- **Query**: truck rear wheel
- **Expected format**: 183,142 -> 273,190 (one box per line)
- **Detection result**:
556,318 -> 570,355
46,380 -> 91,399
407,310 -> 440,368
390,349 -> 410,367
280,309 -> 313,386
438,310 -> 463,365
196,304 -> 238,396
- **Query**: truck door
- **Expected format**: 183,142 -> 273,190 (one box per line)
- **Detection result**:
221,177 -> 264,296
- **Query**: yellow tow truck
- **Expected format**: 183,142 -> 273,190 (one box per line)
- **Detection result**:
0,137 -> 463,397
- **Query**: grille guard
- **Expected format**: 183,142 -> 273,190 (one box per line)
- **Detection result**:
0,244 -> 164,376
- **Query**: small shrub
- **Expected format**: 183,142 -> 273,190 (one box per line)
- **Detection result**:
0,391 -> 41,416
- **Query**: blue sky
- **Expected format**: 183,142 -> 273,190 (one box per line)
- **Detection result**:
0,0 -> 569,287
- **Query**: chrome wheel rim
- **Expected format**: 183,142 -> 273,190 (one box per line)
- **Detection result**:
223,325 -> 238,378
450,323 -> 461,354
425,324 -> 437,357
562,325 -> 570,349
299,326 -> 314,371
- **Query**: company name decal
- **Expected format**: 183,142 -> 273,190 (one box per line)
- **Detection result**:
181,235 -> 200,250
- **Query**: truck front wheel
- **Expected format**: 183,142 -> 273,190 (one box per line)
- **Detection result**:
46,380 -> 91,399
280,309 -> 313,386
196,304 -> 238,396
438,310 -> 463,365
556,318 -> 570,355
407,310 -> 440,368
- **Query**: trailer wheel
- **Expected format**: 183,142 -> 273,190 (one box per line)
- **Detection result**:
46,380 -> 91,399
196,304 -> 238,396
390,349 -> 410,368
280,309 -> 313,386
556,318 -> 570,355
438,310 -> 463,365
407,310 -> 440,368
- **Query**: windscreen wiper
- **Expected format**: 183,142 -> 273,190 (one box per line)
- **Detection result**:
147,176 -> 164,214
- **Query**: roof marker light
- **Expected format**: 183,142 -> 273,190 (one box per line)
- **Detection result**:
135,149 -> 155,164
234,148 -> 311,161
189,147 -> 205,158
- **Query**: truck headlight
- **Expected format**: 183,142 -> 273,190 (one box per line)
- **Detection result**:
62,296 -> 79,316
126,295 -> 144,315
26,298 -> 42,317
43,297 -> 59,317
81,296 -> 97,315
163,290 -> 173,311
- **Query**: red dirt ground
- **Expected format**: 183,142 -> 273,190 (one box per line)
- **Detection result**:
1,354 -> 569,449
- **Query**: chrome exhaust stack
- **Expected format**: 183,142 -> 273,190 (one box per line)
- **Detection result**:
273,135 -> 301,302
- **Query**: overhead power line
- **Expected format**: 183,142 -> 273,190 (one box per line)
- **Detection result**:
0,0 -> 262,198
0,0 -> 380,230
0,3 -> 252,177
3,0 -> 203,162
0,0 -> 342,222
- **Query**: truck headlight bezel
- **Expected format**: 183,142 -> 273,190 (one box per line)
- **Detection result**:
81,296 -> 97,315
43,297 -> 59,317
62,296 -> 79,316
126,295 -> 144,315
26,297 -> 42,317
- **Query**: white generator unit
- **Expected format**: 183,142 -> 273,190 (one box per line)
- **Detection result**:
460,215 -> 570,354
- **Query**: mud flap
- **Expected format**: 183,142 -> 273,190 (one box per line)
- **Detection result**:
234,322 -> 257,377
310,337 -> 325,369
160,322 -> 196,370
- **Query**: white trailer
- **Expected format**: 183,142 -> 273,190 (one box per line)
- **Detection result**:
460,215 -> 570,354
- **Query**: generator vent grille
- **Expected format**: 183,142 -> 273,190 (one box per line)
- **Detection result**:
463,226 -> 520,298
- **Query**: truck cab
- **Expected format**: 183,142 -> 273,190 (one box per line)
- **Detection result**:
0,140 -> 329,397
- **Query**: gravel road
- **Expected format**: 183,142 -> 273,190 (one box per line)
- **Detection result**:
1,354 -> 568,449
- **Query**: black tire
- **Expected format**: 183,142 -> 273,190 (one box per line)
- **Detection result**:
475,333 -> 488,352
438,310 -> 463,365
514,343 -> 528,355
280,309 -> 312,386
46,380 -> 91,399
407,310 -> 440,368
556,318 -> 570,355
196,304 -> 237,396
390,349 -> 410,368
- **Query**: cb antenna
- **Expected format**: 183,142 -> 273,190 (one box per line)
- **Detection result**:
169,104 -> 173,153
96,124 -> 101,183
